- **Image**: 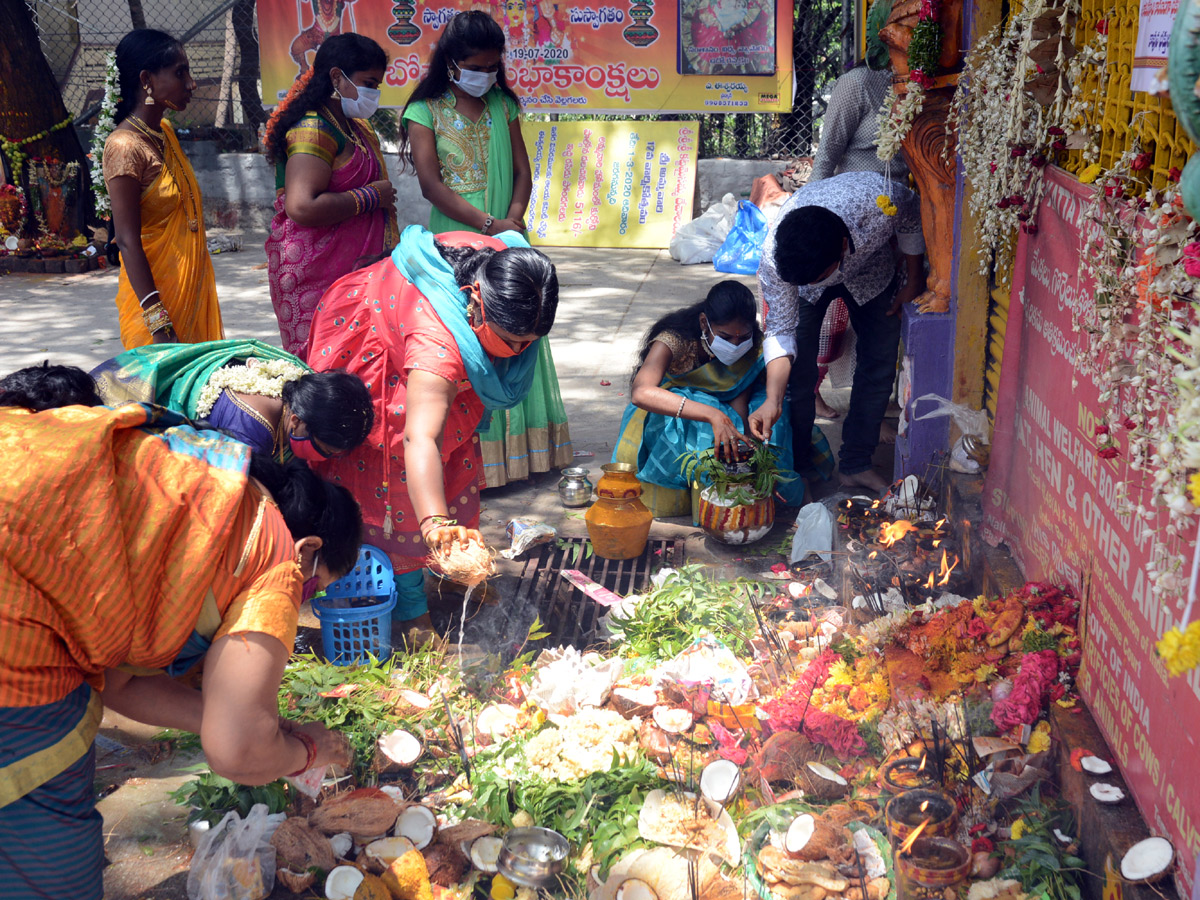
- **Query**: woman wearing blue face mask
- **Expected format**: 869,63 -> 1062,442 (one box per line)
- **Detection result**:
398,11 -> 572,489
264,34 -> 398,357
614,281 -> 825,517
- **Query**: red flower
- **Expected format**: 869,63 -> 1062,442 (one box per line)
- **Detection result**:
1098,446 -> 1119,459
1123,417 -> 1137,430
1132,152 -> 1152,171
1047,126 -> 1065,136
967,617 -> 991,640
719,746 -> 749,765
1170,166 -> 1183,182
972,837 -> 996,854
1031,154 -> 1048,168
1022,223 -> 1039,236
997,198 -> 1012,210
989,162 -> 998,173
1096,17 -> 1108,34
1050,683 -> 1067,702
1094,424 -> 1109,436
1052,140 -> 1067,151
1011,146 -> 1028,158
969,823 -> 989,836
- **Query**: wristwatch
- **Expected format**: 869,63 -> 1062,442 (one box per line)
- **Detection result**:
482,214 -> 495,234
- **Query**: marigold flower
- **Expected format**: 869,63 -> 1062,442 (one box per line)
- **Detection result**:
1189,473 -> 1200,507
1011,819 -> 1028,840
1156,621 -> 1200,676
1079,163 -> 1103,184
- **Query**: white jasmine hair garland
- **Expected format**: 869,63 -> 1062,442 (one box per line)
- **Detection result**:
90,51 -> 119,218
194,359 -> 308,418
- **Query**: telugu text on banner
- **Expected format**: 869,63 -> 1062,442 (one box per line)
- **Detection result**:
520,119 -> 697,249
982,166 -> 1200,897
257,0 -> 793,113
1132,0 -> 1179,93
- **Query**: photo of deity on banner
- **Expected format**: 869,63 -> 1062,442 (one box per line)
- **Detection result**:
290,0 -> 358,77
678,0 -> 776,75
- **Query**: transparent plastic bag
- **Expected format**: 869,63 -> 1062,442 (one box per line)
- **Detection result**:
789,502 -> 833,564
187,804 -> 286,900
669,194 -> 738,265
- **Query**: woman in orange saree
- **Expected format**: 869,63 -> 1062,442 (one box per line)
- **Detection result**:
101,30 -> 223,348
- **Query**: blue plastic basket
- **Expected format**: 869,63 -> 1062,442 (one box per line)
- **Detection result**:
311,545 -> 396,665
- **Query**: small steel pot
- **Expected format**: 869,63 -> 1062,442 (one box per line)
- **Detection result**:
557,467 -> 594,507
497,827 -> 569,888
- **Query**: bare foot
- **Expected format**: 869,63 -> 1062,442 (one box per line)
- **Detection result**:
879,421 -> 898,444
815,393 -> 840,420
838,468 -> 891,494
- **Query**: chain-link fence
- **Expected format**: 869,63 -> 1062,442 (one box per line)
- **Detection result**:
30,0 -> 848,159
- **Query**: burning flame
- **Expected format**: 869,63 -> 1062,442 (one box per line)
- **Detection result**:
788,581 -> 808,600
920,800 -> 930,812
868,551 -> 879,560
898,819 -> 931,855
917,755 -> 927,773
935,518 -> 946,530
880,520 -> 918,548
933,539 -> 942,548
924,572 -> 936,590
871,500 -> 882,509
936,550 -> 960,586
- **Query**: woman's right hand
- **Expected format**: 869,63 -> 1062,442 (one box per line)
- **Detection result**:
492,216 -> 526,234
710,411 -> 749,460
283,719 -> 353,771
424,524 -> 485,557
370,180 -> 397,212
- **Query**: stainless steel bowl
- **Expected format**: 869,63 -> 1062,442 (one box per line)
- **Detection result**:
497,827 -> 569,888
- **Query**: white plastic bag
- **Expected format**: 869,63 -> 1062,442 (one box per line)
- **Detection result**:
187,805 -> 286,900
526,646 -> 625,715
912,393 -> 991,474
669,193 -> 738,265
789,502 -> 833,564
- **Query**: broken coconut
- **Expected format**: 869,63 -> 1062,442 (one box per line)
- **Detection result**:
1080,756 -> 1113,775
1120,836 -> 1174,883
436,819 -> 497,846
651,705 -> 694,735
1089,783 -> 1126,804
394,804 -> 438,849
365,836 -> 417,868
393,688 -> 432,715
802,761 -> 849,800
309,788 -> 402,840
378,729 -> 422,768
476,704 -> 521,741
611,685 -> 659,718
329,832 -> 353,858
276,868 -> 317,894
615,877 -> 660,900
470,835 -> 504,872
423,842 -> 469,887
757,731 -> 818,784
783,813 -> 840,862
699,758 -> 741,805
353,872 -> 392,900
271,816 -> 336,873
324,865 -> 365,900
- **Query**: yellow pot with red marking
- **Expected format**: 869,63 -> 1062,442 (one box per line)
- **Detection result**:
697,485 -> 775,545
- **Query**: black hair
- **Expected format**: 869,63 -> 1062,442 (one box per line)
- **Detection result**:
247,455 -> 363,577
264,34 -> 389,164
773,206 -> 852,286
113,29 -> 185,124
281,371 -> 375,452
632,281 -> 761,380
0,361 -> 103,411
435,240 -> 558,336
398,11 -> 520,162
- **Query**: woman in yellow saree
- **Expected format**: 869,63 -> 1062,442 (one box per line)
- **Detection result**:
101,30 -> 223,348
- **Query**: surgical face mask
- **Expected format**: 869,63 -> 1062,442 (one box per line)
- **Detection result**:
451,66 -> 498,98
703,321 -> 753,366
808,261 -> 843,289
290,430 -> 333,463
339,82 -> 381,119
301,553 -> 321,604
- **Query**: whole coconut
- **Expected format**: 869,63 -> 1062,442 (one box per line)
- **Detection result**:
757,732 -> 818,785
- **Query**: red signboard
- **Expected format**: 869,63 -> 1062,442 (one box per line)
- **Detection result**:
983,166 -> 1200,895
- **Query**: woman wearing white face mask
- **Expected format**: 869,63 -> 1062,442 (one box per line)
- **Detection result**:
614,281 -> 825,517
263,34 -> 398,357
398,11 -> 573,490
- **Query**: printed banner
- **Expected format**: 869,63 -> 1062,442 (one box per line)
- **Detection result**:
521,119 -> 697,248
257,0 -> 793,113
1132,0 -> 1178,93
982,166 -> 1200,897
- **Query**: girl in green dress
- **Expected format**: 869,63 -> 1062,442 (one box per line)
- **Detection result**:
400,10 -> 572,488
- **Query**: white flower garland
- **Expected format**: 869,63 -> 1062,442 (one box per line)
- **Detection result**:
195,359 -> 307,419
91,52 -> 120,218
876,82 -> 925,163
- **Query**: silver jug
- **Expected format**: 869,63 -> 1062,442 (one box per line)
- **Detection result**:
557,467 -> 594,507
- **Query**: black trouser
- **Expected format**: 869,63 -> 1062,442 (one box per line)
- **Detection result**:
789,279 -> 900,474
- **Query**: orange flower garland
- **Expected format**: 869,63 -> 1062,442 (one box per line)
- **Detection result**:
263,67 -> 317,156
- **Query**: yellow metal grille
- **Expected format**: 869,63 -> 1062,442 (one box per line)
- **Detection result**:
981,0 -> 1196,420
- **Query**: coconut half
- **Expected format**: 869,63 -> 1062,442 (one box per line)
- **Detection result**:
611,686 -> 659,718
476,704 -> 521,741
470,835 -> 504,873
1090,783 -> 1126,804
804,761 -> 849,799
324,865 -> 365,900
652,705 -> 694,735
365,835 -> 416,865
784,814 -> 817,857
395,688 -> 432,714
1120,837 -> 1174,882
394,804 -> 437,849
615,877 -> 660,900
329,832 -> 353,858
1080,756 -> 1113,775
699,759 -> 741,805
378,729 -> 422,767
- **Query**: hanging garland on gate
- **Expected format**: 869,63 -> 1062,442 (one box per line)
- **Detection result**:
91,52 -> 120,218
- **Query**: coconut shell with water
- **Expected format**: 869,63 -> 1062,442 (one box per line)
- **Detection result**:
429,539 -> 495,587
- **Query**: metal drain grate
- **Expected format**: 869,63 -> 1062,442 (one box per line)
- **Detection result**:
511,537 -> 685,649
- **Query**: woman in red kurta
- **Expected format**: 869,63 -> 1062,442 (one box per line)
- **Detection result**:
307,226 -> 559,625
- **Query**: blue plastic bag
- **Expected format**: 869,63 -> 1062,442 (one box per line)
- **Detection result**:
713,200 -> 768,275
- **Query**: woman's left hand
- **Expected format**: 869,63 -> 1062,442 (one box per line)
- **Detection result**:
493,216 -> 527,234
424,524 -> 485,557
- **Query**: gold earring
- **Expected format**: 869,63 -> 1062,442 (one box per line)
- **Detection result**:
145,86 -> 155,106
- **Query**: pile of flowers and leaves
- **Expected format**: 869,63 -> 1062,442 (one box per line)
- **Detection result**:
876,0 -> 944,161
949,0 -> 1109,276
1074,140 -> 1200,672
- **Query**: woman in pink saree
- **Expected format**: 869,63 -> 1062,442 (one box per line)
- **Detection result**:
264,34 -> 398,356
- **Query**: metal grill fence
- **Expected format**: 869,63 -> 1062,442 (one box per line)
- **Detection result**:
30,0 -> 848,160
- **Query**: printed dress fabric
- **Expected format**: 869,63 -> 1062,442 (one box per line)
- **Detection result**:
0,405 -> 301,900
103,121 -> 223,348
306,237 -> 490,574
266,111 -> 398,357
402,88 -> 572,487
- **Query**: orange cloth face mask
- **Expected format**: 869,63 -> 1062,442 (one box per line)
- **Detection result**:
468,283 -> 533,358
